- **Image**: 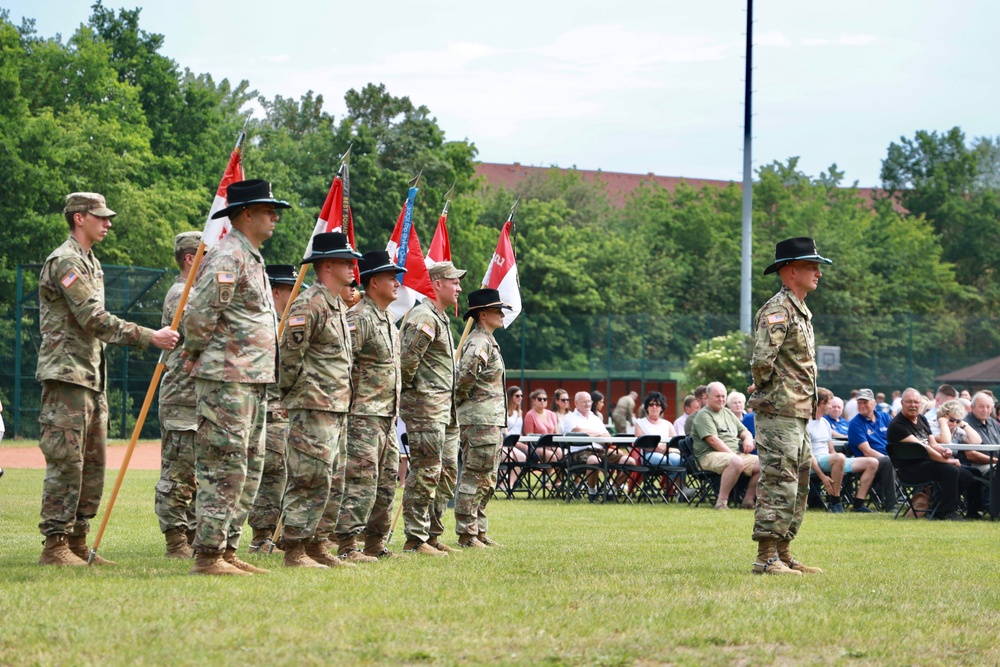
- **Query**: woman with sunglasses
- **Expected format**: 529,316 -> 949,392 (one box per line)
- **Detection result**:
522,389 -> 564,468
552,388 -> 571,433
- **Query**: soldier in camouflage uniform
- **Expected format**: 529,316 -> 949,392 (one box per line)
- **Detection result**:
278,232 -> 363,569
747,237 -> 832,576
333,251 -> 406,560
36,192 -> 179,566
247,264 -> 298,553
155,231 -> 202,558
453,289 -> 510,548
400,260 -> 466,556
183,179 -> 287,576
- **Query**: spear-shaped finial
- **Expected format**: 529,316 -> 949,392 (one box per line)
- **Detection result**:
409,170 -> 423,188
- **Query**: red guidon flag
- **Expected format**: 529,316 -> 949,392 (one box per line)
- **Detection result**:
202,149 -> 245,248
425,212 -> 451,265
481,220 -> 521,328
304,176 -> 360,284
386,200 -> 435,321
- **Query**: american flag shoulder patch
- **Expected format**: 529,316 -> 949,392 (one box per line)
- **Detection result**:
348,322 -> 356,332
216,272 -> 235,284
766,313 -> 786,325
420,324 -> 435,338
289,315 -> 306,327
61,271 -> 79,288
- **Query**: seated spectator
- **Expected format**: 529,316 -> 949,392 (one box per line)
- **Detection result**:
808,388 -> 878,513
844,389 -> 859,421
890,390 -> 902,416
925,384 -> 958,437
522,388 -> 563,466
964,393 -> 999,474
847,388 -> 897,512
887,388 -> 977,520
727,390 -> 755,438
590,390 -> 606,425
553,388 -> 571,433
960,389 -> 972,402
611,391 -> 638,434
824,396 -> 850,440
693,385 -> 709,410
689,381 -> 759,510
935,399 -> 982,447
876,392 -> 892,414
563,391 -> 627,501
506,386 -> 523,435
673,395 -> 698,436
633,392 -> 680,467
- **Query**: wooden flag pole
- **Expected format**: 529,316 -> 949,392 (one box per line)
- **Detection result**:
89,123 -> 250,564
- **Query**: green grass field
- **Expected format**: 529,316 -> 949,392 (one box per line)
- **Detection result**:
2,465 -> 1000,667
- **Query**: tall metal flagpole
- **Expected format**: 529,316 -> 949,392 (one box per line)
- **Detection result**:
739,0 -> 754,334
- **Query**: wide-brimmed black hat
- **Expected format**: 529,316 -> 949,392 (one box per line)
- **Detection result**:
302,232 -> 363,264
463,288 -> 512,321
358,250 -> 405,278
211,179 -> 292,220
266,264 -> 298,287
763,237 -> 832,275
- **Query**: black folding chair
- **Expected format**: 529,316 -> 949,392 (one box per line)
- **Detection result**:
496,433 -> 528,499
676,436 -> 719,507
886,441 -> 943,520
605,435 -> 661,504
523,433 -> 562,499
561,434 -> 609,503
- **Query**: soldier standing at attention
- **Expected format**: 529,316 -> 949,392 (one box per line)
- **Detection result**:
748,237 -> 831,576
400,260 -> 466,556
183,179 -> 288,576
334,251 -> 406,561
155,231 -> 202,559
278,232 -> 362,569
37,192 -> 179,566
247,265 -> 298,553
453,289 -> 510,548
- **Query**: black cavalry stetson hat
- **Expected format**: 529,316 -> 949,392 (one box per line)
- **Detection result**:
211,179 -> 292,219
302,232 -> 363,264
763,237 -> 833,275
358,250 -> 406,278
463,288 -> 512,321
265,264 -> 298,287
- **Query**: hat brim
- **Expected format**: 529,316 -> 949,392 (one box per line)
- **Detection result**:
302,249 -> 364,264
210,198 -> 292,220
359,262 -> 406,278
763,254 -> 833,276
463,300 -> 512,321
267,277 -> 298,287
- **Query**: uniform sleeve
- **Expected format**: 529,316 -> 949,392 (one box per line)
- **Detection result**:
750,304 -> 790,387
399,311 -> 436,386
348,309 -> 370,356
454,339 -> 488,405
278,295 -> 316,398
183,253 -> 239,357
53,255 -> 154,348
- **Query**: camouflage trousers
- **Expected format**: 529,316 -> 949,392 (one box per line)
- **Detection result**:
454,424 -> 503,537
334,415 -> 399,547
281,409 -> 347,543
192,380 -> 266,554
402,423 -> 451,543
433,424 -> 460,540
248,411 -> 289,531
154,426 -> 197,534
752,413 -> 811,542
37,380 -> 107,537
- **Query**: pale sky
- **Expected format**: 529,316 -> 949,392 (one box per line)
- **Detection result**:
6,1 -> 998,186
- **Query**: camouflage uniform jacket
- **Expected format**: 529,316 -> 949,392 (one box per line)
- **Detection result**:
158,277 -> 197,430
348,294 -> 400,418
454,325 -> 506,427
748,285 -> 817,420
36,235 -> 154,392
279,282 -> 353,412
399,300 -> 455,427
183,228 -> 277,384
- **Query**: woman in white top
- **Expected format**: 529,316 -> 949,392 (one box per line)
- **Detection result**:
633,392 -> 681,466
506,386 -> 523,435
808,387 -> 878,513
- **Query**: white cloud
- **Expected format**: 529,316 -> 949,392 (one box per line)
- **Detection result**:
801,34 -> 879,47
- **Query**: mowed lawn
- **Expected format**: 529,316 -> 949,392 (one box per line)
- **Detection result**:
2,463 -> 1000,667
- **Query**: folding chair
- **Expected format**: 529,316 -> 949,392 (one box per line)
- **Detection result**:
676,436 -> 719,507
524,433 -> 562,499
639,435 -> 689,504
562,434 -> 609,503
886,441 -> 943,520
605,435 -> 661,504
496,433 -> 528,499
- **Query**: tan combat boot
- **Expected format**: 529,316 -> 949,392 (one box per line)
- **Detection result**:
248,527 -> 280,555
224,547 -> 270,574
305,540 -> 356,568
39,534 -> 87,566
342,549 -> 378,564
427,536 -> 460,554
457,535 -> 486,549
478,532 -> 503,547
776,540 -> 823,574
186,528 -> 196,548
68,535 -> 117,566
283,541 -> 328,569
403,539 -> 447,557
363,538 -> 408,559
190,551 -> 251,576
751,539 -> 802,576
164,528 -> 193,559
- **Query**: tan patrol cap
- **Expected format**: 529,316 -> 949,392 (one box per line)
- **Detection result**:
174,231 -> 202,254
428,260 -> 467,280
64,192 -> 116,218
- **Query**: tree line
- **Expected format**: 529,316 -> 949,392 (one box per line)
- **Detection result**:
2,3 -> 999,384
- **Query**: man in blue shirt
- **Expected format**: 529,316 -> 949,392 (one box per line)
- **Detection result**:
824,396 -> 850,440
846,388 -> 897,511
